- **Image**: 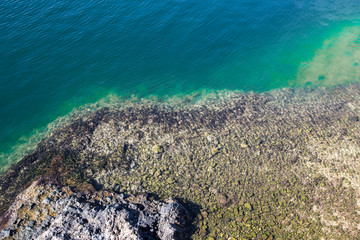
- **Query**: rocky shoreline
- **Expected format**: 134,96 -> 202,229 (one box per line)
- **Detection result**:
1,84 -> 360,239
1,181 -> 190,240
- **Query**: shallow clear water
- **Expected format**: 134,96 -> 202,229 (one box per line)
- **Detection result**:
1,0 -> 360,165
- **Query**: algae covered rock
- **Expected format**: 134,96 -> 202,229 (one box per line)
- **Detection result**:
217,194 -> 228,206
152,145 -> 165,154
244,202 -> 253,211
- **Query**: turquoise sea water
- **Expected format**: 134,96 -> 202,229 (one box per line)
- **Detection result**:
1,0 -> 360,167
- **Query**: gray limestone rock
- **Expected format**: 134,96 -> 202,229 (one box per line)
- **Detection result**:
0,184 -> 190,240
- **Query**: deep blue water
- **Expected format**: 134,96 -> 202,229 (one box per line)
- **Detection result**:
1,0 -> 360,167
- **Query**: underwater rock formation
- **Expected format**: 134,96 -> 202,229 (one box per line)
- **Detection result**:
0,84 -> 360,239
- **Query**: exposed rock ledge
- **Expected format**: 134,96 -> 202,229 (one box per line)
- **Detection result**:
0,181 -> 190,240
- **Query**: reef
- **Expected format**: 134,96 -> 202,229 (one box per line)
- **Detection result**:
0,83 -> 360,239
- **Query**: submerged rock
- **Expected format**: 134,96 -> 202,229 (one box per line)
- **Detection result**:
0,84 -> 360,239
244,202 -> 253,211
152,145 -> 164,154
